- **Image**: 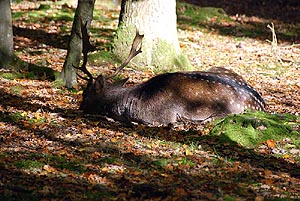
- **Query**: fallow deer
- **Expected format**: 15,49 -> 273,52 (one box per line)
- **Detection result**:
77,23 -> 265,125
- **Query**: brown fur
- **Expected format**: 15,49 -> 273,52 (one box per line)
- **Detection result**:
80,67 -> 265,125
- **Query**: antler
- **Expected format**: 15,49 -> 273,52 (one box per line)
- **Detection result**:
75,22 -> 144,82
106,29 -> 144,79
74,21 -> 96,84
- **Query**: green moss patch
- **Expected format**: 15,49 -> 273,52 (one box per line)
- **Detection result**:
14,160 -> 45,170
88,50 -> 120,66
0,72 -> 24,80
12,5 -> 74,23
177,2 -> 233,29
10,86 -> 26,96
27,64 -> 57,80
210,112 -> 300,148
151,39 -> 193,72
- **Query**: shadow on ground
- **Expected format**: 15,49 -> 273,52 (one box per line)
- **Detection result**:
180,0 -> 300,43
183,0 -> 300,23
1,88 -> 299,200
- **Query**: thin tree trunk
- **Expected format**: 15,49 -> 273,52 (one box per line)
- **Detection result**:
60,0 -> 95,88
0,0 -> 14,69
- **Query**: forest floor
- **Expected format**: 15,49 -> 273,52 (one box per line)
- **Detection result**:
1,0 -> 300,200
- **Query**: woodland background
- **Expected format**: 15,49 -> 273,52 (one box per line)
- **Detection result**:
0,0 -> 300,200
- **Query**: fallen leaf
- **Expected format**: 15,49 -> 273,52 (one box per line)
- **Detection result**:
266,139 -> 276,148
264,170 -> 272,176
175,188 -> 187,196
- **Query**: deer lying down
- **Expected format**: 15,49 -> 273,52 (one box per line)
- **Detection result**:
80,67 -> 265,125
77,23 -> 265,125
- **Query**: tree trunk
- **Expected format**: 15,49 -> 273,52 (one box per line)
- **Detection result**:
114,0 -> 192,71
0,0 -> 14,69
60,0 -> 95,88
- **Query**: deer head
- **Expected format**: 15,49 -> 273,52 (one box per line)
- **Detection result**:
76,22 -> 144,115
76,22 -> 265,125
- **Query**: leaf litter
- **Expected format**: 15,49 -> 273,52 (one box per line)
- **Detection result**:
1,0 -> 300,200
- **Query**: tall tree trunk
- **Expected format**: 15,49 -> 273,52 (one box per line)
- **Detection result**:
60,0 -> 95,88
0,0 -> 14,69
114,0 -> 191,71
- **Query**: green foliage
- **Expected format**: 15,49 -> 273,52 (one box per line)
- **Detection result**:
55,160 -> 87,174
88,50 -> 120,66
92,9 -> 105,21
10,86 -> 25,95
27,64 -> 56,80
38,4 -> 51,10
224,195 -> 238,201
0,72 -> 24,80
151,158 -> 170,168
10,112 -> 26,122
111,75 -> 126,82
177,2 -> 233,28
0,56 -> 57,80
3,55 -> 29,71
51,77 -> 65,88
210,111 -> 300,148
42,154 -> 87,174
177,157 -> 195,166
14,160 -> 45,169
151,157 -> 195,169
11,11 -> 23,19
98,157 -> 117,164
55,13 -> 74,22
28,116 -> 47,125
12,5 -> 74,23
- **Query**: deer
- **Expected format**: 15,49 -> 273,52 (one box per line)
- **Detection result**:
76,23 -> 265,125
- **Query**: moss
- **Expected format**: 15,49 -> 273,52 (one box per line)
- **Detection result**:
51,77 -> 65,88
27,64 -> 57,80
88,50 -> 120,66
12,5 -> 74,23
151,39 -> 193,72
14,160 -> 45,169
0,72 -> 24,80
6,55 -> 29,71
38,4 -> 51,10
93,9 -> 105,21
12,11 -> 23,19
174,53 -> 194,71
177,2 -> 233,28
151,158 -> 171,168
210,112 -> 300,148
10,86 -> 25,95
54,13 -> 74,22
113,25 -> 137,61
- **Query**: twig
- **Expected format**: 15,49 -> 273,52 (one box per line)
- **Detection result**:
266,23 -> 283,64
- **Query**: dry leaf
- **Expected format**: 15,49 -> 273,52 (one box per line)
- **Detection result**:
266,139 -> 276,148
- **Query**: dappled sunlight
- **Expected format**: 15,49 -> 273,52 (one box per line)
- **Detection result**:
1,0 -> 299,200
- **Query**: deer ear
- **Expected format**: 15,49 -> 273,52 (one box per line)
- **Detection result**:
112,77 -> 129,87
95,75 -> 105,93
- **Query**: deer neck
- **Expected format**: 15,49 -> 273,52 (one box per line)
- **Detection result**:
103,86 -> 138,119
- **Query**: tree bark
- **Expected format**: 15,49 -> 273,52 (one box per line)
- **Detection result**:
0,0 -> 14,69
60,0 -> 95,88
114,0 -> 191,71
